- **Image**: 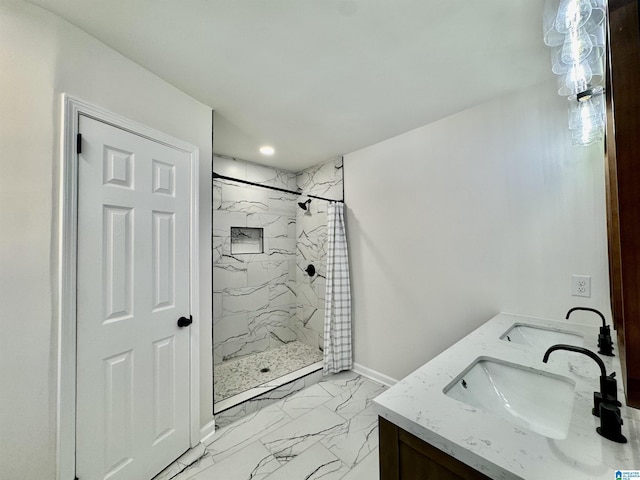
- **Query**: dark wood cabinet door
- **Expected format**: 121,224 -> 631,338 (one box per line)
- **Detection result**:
379,417 -> 492,480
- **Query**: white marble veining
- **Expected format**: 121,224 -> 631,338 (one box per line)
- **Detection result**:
291,158 -> 343,353
265,442 -> 350,480
152,444 -> 207,480
212,155 -> 344,408
247,213 -> 291,238
296,157 -> 344,201
172,372 -> 383,480
221,181 -> 270,213
212,210 -> 247,237
321,407 -> 379,467
190,441 -> 280,480
214,155 -> 298,192
268,192 -> 298,216
373,313 -> 640,479
261,406 -> 346,462
213,171 -> 298,366
340,446 -> 380,480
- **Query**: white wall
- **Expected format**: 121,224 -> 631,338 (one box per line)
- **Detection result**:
0,2 -> 213,478
345,79 -> 610,382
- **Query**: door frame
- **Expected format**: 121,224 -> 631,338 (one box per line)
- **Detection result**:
56,94 -> 201,480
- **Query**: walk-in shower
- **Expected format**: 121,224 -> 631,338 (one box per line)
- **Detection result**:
212,156 -> 344,415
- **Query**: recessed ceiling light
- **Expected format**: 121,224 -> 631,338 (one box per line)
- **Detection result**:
259,146 -> 275,156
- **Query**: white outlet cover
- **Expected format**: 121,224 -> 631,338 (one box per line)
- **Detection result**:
571,275 -> 591,298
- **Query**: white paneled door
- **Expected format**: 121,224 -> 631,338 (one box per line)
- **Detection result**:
76,115 -> 192,480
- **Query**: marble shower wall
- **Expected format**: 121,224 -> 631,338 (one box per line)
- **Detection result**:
212,155 -> 344,364
296,157 -> 344,201
213,156 -> 299,365
293,158 -> 344,351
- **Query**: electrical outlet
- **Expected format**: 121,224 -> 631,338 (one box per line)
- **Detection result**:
571,275 -> 591,297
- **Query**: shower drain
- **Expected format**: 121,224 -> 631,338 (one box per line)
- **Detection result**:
260,367 -> 271,373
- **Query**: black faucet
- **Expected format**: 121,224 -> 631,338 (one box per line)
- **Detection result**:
543,344 -> 626,443
566,307 -> 614,356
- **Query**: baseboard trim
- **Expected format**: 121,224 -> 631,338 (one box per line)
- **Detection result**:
200,418 -> 216,445
352,362 -> 398,388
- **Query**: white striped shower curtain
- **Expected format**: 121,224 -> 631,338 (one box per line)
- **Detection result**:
323,202 -> 353,375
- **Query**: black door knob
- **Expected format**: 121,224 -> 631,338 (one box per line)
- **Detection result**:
177,316 -> 192,327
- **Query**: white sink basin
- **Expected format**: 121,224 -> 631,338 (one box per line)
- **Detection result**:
443,357 -> 576,439
500,323 -> 583,351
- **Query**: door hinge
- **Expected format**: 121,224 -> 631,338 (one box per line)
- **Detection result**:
76,133 -> 82,154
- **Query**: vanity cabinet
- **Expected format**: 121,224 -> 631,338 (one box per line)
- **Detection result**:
379,417 -> 491,480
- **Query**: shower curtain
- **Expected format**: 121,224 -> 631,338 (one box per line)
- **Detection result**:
323,202 -> 353,375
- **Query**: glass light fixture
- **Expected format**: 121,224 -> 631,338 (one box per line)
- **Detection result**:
544,0 -> 566,46
555,0 -> 592,33
544,0 -> 607,146
551,41 -> 603,75
560,27 -> 593,64
564,62 -> 593,95
567,89 -> 605,146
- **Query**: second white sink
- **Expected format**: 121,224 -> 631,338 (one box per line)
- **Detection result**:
444,357 -> 576,439
501,323 -> 583,351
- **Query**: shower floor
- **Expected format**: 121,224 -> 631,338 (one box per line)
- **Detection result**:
214,341 -> 323,405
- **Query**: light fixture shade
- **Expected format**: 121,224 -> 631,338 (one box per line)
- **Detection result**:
571,123 -> 603,145
551,42 -> 603,75
586,48 -> 605,85
544,0 -> 565,46
555,0 -> 593,34
544,0 -> 607,146
568,96 -> 605,145
587,0 -> 606,24
558,62 -> 593,96
568,88 -> 606,127
560,27 -> 593,64
544,0 -> 604,45
589,21 -> 606,47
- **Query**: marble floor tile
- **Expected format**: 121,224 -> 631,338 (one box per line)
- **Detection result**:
277,383 -> 334,419
316,370 -> 362,397
320,407 -> 379,467
323,376 -> 387,420
171,372 -> 385,480
340,448 -> 380,480
213,401 -> 260,430
262,443 -> 350,480
189,442 -> 279,480
206,404 -> 292,463
260,405 -> 346,463
170,452 -> 215,480
153,444 -> 207,480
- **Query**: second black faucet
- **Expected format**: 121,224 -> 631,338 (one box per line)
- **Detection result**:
566,307 -> 614,356
543,344 -> 626,443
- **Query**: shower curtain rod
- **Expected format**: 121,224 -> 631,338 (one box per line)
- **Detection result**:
213,172 -> 344,204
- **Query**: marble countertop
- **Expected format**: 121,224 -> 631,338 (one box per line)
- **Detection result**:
373,312 -> 640,479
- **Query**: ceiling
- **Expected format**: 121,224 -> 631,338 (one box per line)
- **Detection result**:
27,0 -> 552,171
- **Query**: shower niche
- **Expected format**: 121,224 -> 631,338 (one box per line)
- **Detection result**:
230,227 -> 263,254
212,155 -> 343,416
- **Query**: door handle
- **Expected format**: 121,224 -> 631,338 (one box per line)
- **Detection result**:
177,316 -> 192,328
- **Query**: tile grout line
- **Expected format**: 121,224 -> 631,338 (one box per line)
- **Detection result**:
178,373 -> 382,480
